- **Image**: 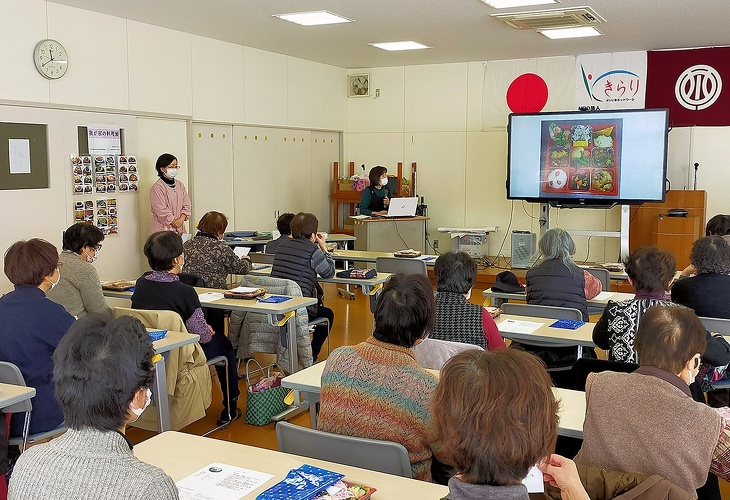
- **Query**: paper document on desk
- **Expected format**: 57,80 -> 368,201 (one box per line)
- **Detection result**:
198,292 -> 225,303
176,462 -> 274,500
522,465 -> 544,493
498,319 -> 543,334
230,286 -> 263,294
233,246 -> 251,258
593,291 -> 615,301
349,215 -> 370,220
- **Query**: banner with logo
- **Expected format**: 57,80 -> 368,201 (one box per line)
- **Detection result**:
575,51 -> 646,109
483,56 -> 575,129
645,47 -> 729,126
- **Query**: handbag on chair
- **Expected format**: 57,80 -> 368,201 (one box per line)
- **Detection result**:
244,359 -> 289,426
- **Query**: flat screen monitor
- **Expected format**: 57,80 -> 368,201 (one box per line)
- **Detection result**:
507,108 -> 669,207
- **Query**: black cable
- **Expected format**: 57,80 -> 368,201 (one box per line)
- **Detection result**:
485,200 -> 515,267
581,236 -> 593,265
425,230 -> 440,255
392,220 -> 411,249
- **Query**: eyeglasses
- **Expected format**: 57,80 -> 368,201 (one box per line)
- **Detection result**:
94,244 -> 102,251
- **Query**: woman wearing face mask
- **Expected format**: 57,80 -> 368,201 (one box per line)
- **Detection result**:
0,239 -> 74,439
182,211 -> 251,290
359,165 -> 390,216
575,305 -> 730,496
149,152 -> 191,235
9,314 -> 178,499
47,222 -> 111,318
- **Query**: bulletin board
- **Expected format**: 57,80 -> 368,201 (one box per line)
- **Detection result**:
0,122 -> 49,190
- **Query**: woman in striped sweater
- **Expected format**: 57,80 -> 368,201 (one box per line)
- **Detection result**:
317,273 -> 439,481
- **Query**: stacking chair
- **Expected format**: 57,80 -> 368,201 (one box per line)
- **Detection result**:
585,267 -> 610,291
276,421 -> 412,478
112,307 -> 231,435
375,256 -> 427,276
0,361 -> 66,451
500,302 -> 585,373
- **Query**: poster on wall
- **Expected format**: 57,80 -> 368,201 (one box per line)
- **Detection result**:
94,156 -> 117,194
87,126 -> 121,155
73,200 -> 95,223
117,155 -> 138,192
71,155 -> 93,195
96,198 -> 118,235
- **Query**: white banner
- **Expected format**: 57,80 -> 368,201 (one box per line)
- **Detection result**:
87,126 -> 121,155
483,56 -> 575,129
575,51 -> 646,109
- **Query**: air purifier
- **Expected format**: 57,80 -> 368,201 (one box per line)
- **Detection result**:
511,231 -> 536,269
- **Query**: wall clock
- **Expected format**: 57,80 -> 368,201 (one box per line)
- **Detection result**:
348,74 -> 370,97
34,39 -> 68,80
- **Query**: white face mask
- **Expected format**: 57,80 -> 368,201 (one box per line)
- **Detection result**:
49,271 -> 60,290
379,178 -> 388,186
130,388 -> 152,420
85,247 -> 100,263
165,168 -> 178,179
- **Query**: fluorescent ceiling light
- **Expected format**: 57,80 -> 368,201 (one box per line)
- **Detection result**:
481,0 -> 558,8
539,26 -> 602,39
274,11 -> 353,26
369,41 -> 431,51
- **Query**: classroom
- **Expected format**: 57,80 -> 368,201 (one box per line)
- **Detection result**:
1,0 -> 730,498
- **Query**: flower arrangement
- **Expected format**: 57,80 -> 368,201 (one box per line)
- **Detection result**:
350,175 -> 370,192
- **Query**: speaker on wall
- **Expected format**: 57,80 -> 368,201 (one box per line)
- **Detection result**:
511,231 -> 536,269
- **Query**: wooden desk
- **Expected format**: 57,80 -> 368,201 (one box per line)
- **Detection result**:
331,249 -> 438,266
103,286 -> 316,375
135,431 -> 449,497
150,330 -> 200,433
281,362 -> 585,438
0,383 -> 36,410
482,289 -> 635,308
495,314 -> 596,348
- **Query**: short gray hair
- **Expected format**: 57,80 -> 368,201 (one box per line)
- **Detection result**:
691,235 -> 730,274
539,228 -> 576,265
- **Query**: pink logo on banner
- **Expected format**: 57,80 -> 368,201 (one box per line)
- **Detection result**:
507,73 -> 548,113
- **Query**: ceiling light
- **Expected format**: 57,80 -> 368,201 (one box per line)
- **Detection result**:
481,0 -> 559,8
369,41 -> 431,51
539,26 -> 602,39
274,11 -> 353,26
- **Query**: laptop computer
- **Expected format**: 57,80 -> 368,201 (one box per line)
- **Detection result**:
383,197 -> 418,217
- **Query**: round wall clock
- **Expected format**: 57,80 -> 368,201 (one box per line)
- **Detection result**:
34,39 -> 68,80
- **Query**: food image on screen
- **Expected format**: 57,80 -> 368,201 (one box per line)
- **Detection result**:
546,169 -> 568,189
549,147 -> 569,168
540,119 -> 621,198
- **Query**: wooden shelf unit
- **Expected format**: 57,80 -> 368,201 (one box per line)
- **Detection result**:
331,161 -> 417,234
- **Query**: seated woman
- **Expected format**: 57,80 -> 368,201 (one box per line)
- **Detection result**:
0,239 -> 74,438
318,273 -> 438,481
431,251 -> 505,350
672,235 -> 730,319
47,222 -> 111,318
595,246 -> 730,370
575,305 -> 730,496
9,314 -> 178,499
359,165 -> 389,216
183,211 -> 251,289
132,231 -> 240,425
521,228 -> 601,371
680,214 -> 730,278
431,349 -> 588,499
265,212 -> 295,254
271,212 -> 335,362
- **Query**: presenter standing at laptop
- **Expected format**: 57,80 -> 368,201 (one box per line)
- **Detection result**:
359,166 -> 390,216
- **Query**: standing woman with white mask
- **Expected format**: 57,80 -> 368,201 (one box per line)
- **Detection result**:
0,239 -> 74,439
48,222 -> 111,318
359,165 -> 390,216
149,153 -> 191,235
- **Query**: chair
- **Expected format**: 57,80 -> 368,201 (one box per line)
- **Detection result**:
412,338 -> 483,370
501,303 -> 585,373
275,422 -> 412,478
250,253 -> 275,265
375,256 -> 427,276
308,317 -> 331,358
0,362 -> 66,451
699,316 -> 730,335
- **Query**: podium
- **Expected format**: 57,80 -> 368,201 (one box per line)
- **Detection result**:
653,215 -> 701,270
353,217 -> 428,253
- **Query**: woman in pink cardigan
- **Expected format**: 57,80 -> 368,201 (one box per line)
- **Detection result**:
149,153 -> 191,235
